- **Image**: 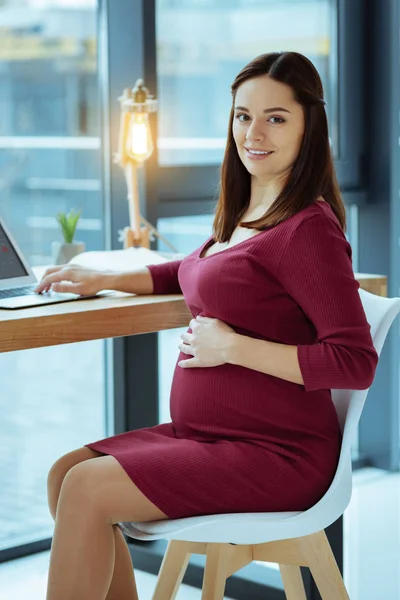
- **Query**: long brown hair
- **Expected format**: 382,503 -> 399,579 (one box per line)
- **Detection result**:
213,51 -> 346,241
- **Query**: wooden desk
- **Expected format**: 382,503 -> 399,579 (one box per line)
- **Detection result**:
0,273 -> 387,354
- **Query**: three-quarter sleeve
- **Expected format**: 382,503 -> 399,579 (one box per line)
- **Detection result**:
146,260 -> 183,294
278,214 -> 378,392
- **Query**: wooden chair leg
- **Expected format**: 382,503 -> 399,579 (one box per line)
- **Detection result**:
201,543 -> 233,600
152,540 -> 192,600
304,531 -> 350,600
279,564 -> 307,600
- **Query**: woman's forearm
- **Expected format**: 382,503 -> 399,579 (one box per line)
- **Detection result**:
225,333 -> 304,386
104,268 -> 154,295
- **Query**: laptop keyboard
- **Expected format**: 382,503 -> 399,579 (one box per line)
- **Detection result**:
0,285 -> 37,299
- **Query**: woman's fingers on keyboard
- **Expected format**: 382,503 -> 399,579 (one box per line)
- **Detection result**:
35,266 -> 70,293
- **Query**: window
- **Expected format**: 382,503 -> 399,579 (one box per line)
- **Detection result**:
0,0 -> 107,553
156,0 -> 337,166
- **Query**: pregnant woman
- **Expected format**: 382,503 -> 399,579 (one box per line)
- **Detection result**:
36,51 -> 378,600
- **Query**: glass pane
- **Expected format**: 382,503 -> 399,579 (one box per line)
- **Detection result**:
0,0 -> 106,552
0,342 -> 105,549
156,0 -> 337,166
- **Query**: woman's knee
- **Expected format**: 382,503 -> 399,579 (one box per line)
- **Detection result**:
47,446 -> 103,520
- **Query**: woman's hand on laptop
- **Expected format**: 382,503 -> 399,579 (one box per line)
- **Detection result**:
34,265 -> 109,296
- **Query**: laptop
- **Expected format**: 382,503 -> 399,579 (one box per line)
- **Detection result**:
0,214 -> 92,309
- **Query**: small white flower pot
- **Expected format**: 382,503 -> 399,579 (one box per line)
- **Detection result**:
51,241 -> 86,265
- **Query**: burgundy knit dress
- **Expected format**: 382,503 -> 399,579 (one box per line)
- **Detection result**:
86,200 -> 378,519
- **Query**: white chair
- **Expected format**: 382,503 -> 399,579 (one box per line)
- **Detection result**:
120,289 -> 400,600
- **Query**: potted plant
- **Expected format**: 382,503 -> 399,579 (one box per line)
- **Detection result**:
52,209 -> 85,265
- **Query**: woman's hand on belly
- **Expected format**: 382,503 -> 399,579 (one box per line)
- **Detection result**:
178,315 -> 236,369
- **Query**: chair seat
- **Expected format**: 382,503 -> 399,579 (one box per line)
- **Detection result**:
120,509 -> 323,545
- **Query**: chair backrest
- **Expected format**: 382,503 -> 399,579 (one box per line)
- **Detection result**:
304,290 -> 400,530
332,290 -> 400,458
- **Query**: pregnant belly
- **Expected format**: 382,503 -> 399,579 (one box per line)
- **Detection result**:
169,358 -> 284,441
169,356 -> 340,452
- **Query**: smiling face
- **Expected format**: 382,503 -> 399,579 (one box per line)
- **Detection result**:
232,75 -> 305,185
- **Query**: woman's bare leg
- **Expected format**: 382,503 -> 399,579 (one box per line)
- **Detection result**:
106,525 -> 139,600
46,454 -> 167,599
47,447 -> 139,599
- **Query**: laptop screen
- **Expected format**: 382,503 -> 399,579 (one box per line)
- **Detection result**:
0,222 -> 29,280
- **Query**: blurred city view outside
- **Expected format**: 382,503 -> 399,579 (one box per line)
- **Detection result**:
0,0 -> 101,265
0,0 -> 337,552
156,0 -> 336,166
0,0 -> 334,262
0,0 -> 105,553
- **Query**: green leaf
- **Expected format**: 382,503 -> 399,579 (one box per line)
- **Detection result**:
56,209 -> 82,243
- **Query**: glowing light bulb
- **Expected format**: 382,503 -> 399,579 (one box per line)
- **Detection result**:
126,112 -> 153,162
